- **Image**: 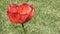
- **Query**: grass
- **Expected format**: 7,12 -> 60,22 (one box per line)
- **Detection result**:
0,0 -> 60,34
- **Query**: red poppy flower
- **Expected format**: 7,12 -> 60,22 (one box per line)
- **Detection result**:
7,3 -> 34,24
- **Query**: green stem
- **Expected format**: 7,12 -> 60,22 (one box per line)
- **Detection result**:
22,24 -> 26,34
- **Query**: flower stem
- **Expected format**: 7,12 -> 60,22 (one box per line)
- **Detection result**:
22,24 -> 26,34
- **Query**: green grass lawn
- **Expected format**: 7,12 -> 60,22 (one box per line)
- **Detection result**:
0,0 -> 60,34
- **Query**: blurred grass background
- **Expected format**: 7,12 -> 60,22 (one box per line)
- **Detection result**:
0,0 -> 60,34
